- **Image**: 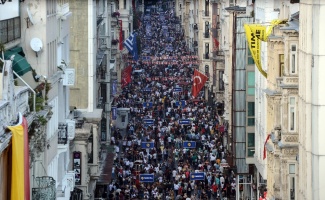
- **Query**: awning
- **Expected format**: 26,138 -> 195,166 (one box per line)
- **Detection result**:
4,50 -> 31,76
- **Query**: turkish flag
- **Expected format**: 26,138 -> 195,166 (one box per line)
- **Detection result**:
121,66 -> 132,88
263,134 -> 271,160
191,69 -> 208,98
214,38 -> 220,47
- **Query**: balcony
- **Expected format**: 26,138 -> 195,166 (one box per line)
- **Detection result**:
211,51 -> 225,62
32,176 -> 56,200
279,77 -> 298,89
202,11 -> 210,18
111,19 -> 118,27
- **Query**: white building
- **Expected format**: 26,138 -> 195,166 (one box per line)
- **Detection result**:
298,1 -> 325,199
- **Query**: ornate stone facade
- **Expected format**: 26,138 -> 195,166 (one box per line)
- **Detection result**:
265,20 -> 299,200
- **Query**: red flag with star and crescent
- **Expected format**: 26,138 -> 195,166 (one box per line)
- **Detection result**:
263,134 -> 271,160
191,69 -> 208,98
121,66 -> 132,88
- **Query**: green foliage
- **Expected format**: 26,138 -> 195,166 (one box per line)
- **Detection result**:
36,115 -> 47,126
35,96 -> 44,112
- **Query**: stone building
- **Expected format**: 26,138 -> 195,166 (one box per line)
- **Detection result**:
175,0 -> 224,105
265,15 -> 299,199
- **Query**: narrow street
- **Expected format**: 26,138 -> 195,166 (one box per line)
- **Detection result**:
106,1 -> 235,200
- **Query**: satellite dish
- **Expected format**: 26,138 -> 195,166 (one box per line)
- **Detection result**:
27,7 -> 35,25
30,38 -> 43,52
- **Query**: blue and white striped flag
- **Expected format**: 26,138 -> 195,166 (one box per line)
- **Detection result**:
123,31 -> 138,60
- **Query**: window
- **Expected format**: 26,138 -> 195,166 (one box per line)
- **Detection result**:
247,71 -> 255,96
219,71 -> 224,91
229,0 -> 235,6
121,115 -> 126,123
204,43 -> 209,59
124,0 -> 127,9
247,102 -> 255,126
247,48 -> 254,64
289,164 -> 296,200
248,118 -> 255,126
205,65 -> 209,76
279,54 -> 284,77
0,17 -> 21,44
247,102 -> 255,116
205,0 -> 209,16
247,133 -> 255,157
88,135 -> 94,163
288,97 -> 296,132
204,21 -> 210,38
290,44 -> 297,74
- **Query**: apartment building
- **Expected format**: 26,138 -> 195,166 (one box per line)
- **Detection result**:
69,0 -> 134,198
1,0 -> 76,199
175,0 -> 225,106
264,15 -> 299,199
252,1 -> 299,199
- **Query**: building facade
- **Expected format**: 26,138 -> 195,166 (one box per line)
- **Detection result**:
265,16 -> 299,199
298,0 -> 325,199
1,0 -> 76,199
252,1 -> 299,199
69,0 -> 134,198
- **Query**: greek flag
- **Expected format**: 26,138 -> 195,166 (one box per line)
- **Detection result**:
123,31 -> 138,60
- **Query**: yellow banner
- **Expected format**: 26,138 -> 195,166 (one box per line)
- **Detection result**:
8,113 -> 30,200
8,123 -> 24,200
244,20 -> 286,78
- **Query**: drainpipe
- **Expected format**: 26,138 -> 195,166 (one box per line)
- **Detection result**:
13,70 -> 36,112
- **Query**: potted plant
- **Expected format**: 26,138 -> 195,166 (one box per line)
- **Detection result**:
112,11 -> 120,18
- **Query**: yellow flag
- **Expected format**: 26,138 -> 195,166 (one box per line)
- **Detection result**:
7,113 -> 30,200
244,20 -> 286,78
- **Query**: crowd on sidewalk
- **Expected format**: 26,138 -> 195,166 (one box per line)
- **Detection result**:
107,3 -> 236,200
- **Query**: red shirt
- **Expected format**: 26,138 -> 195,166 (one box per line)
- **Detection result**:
212,184 -> 218,192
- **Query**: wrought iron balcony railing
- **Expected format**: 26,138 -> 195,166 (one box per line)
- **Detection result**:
32,176 -> 56,200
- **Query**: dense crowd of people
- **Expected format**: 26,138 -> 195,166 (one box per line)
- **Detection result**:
107,3 -> 235,200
